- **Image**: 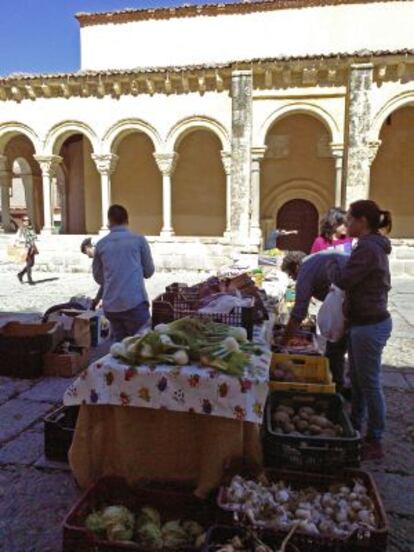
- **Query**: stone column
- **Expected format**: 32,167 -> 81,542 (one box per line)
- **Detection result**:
345,63 -> 380,206
92,153 -> 119,233
153,152 -> 178,237
330,144 -> 344,207
220,150 -> 232,237
231,70 -> 253,242
250,146 -> 267,243
34,155 -> 62,235
0,154 -> 12,232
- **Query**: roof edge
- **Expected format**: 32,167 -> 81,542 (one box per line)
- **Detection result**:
75,0 -> 403,27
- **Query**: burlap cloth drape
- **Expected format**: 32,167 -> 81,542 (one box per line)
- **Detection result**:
69,405 -> 262,497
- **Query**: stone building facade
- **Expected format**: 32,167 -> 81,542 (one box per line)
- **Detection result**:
0,0 -> 414,273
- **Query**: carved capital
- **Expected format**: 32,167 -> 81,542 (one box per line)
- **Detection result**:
91,153 -> 119,175
34,155 -> 63,178
329,143 -> 344,159
367,140 -> 382,165
220,151 -> 232,175
153,152 -> 179,176
251,146 -> 267,162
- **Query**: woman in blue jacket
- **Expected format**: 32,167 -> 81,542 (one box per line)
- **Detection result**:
337,200 -> 392,461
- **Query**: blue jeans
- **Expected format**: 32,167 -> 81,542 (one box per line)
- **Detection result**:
105,302 -> 150,342
348,317 -> 392,441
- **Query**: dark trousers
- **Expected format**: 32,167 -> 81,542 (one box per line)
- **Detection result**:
18,255 -> 35,283
325,334 -> 348,387
105,302 -> 150,342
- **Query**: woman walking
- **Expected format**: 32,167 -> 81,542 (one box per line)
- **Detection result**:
336,200 -> 392,460
16,216 -> 38,285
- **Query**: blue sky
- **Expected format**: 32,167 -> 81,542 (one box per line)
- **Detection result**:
0,0 -> 234,76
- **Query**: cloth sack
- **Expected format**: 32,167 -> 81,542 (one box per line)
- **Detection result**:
317,284 -> 346,342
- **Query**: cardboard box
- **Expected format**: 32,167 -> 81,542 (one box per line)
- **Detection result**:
43,348 -> 89,377
50,309 -> 103,348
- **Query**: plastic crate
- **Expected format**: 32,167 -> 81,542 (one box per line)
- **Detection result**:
217,469 -> 388,552
62,476 -> 214,552
0,350 -> 44,378
152,294 -> 255,340
202,525 -> 297,552
44,405 -> 79,462
269,353 -> 335,394
0,321 -> 63,354
263,391 -> 360,471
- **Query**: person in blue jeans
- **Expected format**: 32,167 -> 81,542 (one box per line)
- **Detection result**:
336,200 -> 393,461
93,204 -> 155,342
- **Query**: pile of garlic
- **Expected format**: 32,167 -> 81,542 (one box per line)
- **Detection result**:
224,476 -> 377,539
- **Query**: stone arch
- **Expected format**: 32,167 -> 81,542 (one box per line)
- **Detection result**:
370,104 -> 414,238
44,121 -> 99,155
0,122 -> 41,155
166,116 -> 230,151
261,179 -> 331,218
258,102 -> 340,146
370,91 -> 414,141
102,118 -> 162,153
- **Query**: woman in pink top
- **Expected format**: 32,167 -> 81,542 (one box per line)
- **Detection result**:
311,208 -> 352,253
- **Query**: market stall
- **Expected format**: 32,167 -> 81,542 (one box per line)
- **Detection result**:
64,293 -> 273,496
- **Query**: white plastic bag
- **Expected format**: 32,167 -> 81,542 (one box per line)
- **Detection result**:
317,284 -> 346,342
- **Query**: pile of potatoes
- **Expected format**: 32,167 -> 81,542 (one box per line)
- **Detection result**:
271,404 -> 344,437
270,361 -> 298,382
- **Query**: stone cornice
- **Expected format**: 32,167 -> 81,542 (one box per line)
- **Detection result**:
75,0 -> 407,27
1,53 -> 413,103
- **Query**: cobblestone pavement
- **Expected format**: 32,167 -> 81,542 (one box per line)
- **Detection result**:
0,272 -> 413,551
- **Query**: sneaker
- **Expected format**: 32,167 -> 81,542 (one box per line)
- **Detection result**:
362,439 -> 384,461
17,273 -> 23,283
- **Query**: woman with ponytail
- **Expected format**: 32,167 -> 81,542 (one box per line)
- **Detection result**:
336,200 -> 392,460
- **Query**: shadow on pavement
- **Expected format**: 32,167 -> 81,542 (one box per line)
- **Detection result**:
31,277 -> 60,285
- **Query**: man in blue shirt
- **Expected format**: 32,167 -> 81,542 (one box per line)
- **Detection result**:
93,205 -> 155,342
264,228 -> 298,250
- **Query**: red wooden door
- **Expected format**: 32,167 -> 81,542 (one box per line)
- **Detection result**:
276,199 -> 319,253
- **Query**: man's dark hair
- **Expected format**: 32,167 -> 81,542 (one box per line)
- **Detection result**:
281,251 -> 307,278
80,237 -> 93,254
108,204 -> 128,226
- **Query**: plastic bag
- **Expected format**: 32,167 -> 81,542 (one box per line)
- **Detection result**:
317,284 -> 345,342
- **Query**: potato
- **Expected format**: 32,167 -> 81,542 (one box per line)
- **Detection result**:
277,405 -> 295,417
299,406 -> 315,416
309,424 -> 322,435
321,428 -> 337,438
282,422 -> 295,434
271,369 -> 286,381
309,415 -> 330,428
272,411 -> 291,425
296,420 -> 309,432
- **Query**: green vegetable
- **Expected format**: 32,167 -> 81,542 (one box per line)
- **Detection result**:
182,520 -> 204,538
107,523 -> 134,542
162,520 -> 190,548
137,521 -> 164,548
137,506 -> 161,528
85,511 -> 106,533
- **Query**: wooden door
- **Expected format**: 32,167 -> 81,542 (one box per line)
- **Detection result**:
276,199 -> 318,253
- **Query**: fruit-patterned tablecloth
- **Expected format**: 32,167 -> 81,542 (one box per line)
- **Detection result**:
63,328 -> 271,424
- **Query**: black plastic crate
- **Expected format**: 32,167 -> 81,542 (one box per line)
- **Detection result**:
44,405 -> 79,462
202,525 -> 300,552
62,476 -> 214,552
263,391 -> 361,472
0,350 -> 44,378
217,469 -> 388,552
152,294 -> 255,340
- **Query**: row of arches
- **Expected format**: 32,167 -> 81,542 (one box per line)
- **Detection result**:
1,104 -> 414,244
